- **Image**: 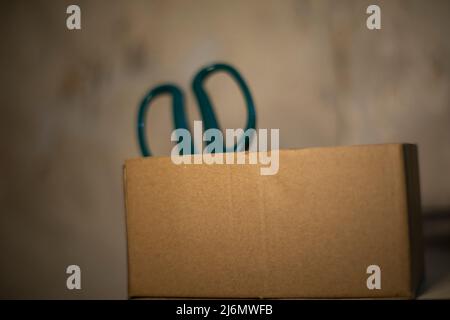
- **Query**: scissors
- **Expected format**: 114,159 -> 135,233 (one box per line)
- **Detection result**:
137,63 -> 257,156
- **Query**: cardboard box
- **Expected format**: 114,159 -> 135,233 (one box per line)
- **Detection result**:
123,144 -> 424,299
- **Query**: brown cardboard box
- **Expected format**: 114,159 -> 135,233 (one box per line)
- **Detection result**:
123,144 -> 424,299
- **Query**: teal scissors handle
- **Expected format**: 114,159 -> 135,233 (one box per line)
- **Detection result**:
137,84 -> 192,157
137,63 -> 257,157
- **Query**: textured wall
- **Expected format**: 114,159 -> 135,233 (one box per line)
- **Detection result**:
0,0 -> 449,298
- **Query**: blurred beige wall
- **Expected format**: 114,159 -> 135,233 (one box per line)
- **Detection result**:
0,0 -> 449,298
